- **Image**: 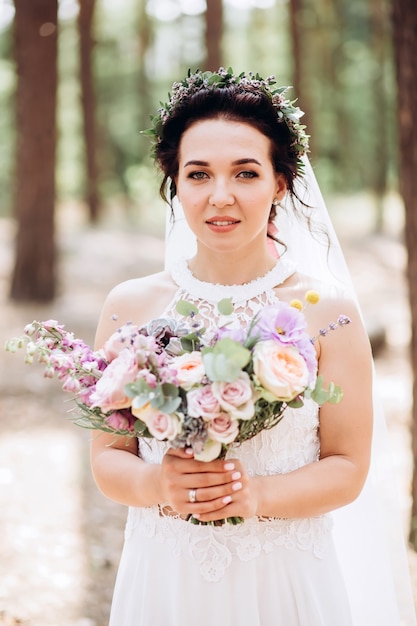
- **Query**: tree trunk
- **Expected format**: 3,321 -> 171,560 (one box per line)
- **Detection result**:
10,0 -> 58,302
204,0 -> 223,70
392,0 -> 417,550
137,0 -> 152,158
78,0 -> 100,223
288,0 -> 314,155
289,0 -> 302,100
370,0 -> 390,233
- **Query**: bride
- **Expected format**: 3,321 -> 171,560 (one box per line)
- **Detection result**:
90,68 -> 416,625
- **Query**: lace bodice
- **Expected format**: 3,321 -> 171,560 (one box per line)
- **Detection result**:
127,258 -> 330,583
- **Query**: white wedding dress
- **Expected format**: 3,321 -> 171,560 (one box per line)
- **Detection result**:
109,257 -> 357,626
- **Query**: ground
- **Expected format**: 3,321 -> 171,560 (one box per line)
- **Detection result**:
0,197 -> 416,625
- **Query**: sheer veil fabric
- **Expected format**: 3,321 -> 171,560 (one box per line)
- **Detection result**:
164,156 -> 416,625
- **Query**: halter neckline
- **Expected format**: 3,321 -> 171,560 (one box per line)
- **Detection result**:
170,257 -> 296,303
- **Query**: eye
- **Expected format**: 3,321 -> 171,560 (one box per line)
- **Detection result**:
187,171 -> 208,180
237,170 -> 258,179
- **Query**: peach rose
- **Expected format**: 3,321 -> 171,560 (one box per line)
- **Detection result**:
132,402 -> 182,441
89,349 -> 138,412
172,351 -> 205,390
207,413 -> 239,444
211,372 -> 255,420
253,339 -> 309,402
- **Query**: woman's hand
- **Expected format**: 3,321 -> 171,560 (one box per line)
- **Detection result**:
159,448 -> 259,521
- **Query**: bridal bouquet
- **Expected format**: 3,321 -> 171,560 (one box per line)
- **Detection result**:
5,295 -> 349,466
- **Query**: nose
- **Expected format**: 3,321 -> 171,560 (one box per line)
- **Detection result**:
209,179 -> 234,208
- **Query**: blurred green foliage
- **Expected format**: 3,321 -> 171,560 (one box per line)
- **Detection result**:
0,0 -> 396,219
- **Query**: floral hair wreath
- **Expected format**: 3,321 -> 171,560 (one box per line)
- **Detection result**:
144,67 -> 310,172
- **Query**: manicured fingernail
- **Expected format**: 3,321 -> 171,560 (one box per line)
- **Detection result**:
192,513 -> 200,519
185,447 -> 194,455
224,462 -> 235,470
231,471 -> 241,481
223,495 -> 232,504
232,482 -> 242,492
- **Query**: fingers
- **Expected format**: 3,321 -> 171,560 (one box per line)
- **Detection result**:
190,472 -> 259,522
160,450 -> 236,512
165,447 -> 194,459
187,479 -> 243,519
160,451 -> 258,520
188,471 -> 243,503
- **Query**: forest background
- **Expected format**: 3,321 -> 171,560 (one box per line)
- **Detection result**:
1,0 -> 417,624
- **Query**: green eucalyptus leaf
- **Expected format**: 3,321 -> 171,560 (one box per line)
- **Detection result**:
310,376 -> 343,405
288,396 -> 304,409
176,299 -> 199,317
154,396 -> 182,414
134,420 -> 151,436
202,338 -> 251,382
217,298 -> 234,316
131,393 -> 152,411
327,385 -> 344,404
125,379 -> 151,397
161,382 -> 179,398
149,382 -> 181,413
203,352 -> 242,382
180,333 -> 201,352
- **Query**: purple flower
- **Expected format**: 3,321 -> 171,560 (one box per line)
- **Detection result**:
253,304 -> 317,383
216,326 -> 246,343
253,304 -> 307,346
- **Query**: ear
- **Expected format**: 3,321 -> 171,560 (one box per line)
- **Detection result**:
275,173 -> 287,201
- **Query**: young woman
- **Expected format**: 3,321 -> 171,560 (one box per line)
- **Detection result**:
90,69 -> 414,625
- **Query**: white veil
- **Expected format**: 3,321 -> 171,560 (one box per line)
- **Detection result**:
164,156 -> 416,625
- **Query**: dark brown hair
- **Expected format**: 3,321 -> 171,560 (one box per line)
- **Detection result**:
155,85 -> 300,204
153,83 -> 322,253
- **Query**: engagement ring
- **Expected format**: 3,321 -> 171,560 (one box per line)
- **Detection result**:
188,489 -> 197,503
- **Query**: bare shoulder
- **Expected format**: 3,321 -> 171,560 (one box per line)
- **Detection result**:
275,271 -> 368,347
276,270 -> 354,308
94,270 -> 178,349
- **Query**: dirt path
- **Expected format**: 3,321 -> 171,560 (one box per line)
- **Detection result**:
0,203 -> 416,625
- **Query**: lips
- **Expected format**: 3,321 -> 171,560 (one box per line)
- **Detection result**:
206,216 -> 240,226
207,220 -> 239,226
205,216 -> 241,234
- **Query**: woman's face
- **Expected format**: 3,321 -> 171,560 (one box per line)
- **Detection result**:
175,119 -> 286,256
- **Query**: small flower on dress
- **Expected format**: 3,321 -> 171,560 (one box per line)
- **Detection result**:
200,560 -> 226,583
236,535 -> 261,561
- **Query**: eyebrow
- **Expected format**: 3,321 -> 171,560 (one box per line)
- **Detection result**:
183,158 -> 262,168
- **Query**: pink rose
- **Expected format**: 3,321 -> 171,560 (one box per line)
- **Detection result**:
105,411 -> 135,433
211,372 -> 255,420
103,323 -> 142,361
253,339 -> 309,402
187,385 -> 222,420
89,349 -> 138,412
103,322 -> 158,364
172,351 -> 205,390
207,413 -> 239,444
132,402 -> 182,441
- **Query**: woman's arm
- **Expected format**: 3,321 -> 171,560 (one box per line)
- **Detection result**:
90,275 -> 239,513
90,274 -> 171,507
